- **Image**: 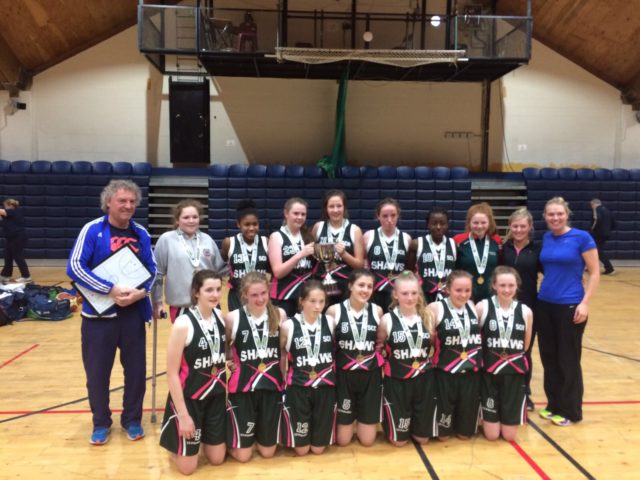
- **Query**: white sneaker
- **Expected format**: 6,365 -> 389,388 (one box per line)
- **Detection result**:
15,277 -> 33,284
0,276 -> 11,284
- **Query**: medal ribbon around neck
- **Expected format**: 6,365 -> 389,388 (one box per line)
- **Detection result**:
281,225 -> 306,268
468,233 -> 490,275
394,307 -> 424,358
426,234 -> 447,279
245,307 -> 269,359
178,230 -> 202,269
237,233 -> 258,273
446,299 -> 471,349
492,296 -> 516,350
328,220 -> 349,259
378,227 -> 400,272
345,300 -> 369,351
191,306 -> 221,364
298,313 -> 322,367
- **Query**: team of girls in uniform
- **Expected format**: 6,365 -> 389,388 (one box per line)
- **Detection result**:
268,197 -> 317,317
364,198 -> 412,312
536,197 -> 599,427
378,271 -> 436,446
280,280 -> 337,455
151,193 -> 604,471
221,200 -> 270,311
408,207 -> 457,304
225,272 -> 287,462
429,270 -> 483,440
502,208 -> 540,411
159,270 -> 227,475
475,266 -> 533,441
326,269 -> 384,447
311,190 -> 365,304
453,202 -> 502,302
152,199 -> 226,323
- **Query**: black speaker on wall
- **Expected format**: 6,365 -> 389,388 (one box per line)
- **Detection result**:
169,78 -> 210,164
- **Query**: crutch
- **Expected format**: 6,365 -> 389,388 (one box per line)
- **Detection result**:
151,313 -> 159,423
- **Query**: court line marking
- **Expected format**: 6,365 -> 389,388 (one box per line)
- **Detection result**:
529,419 -> 596,480
412,439 -> 439,480
0,344 -> 39,369
0,372 -> 166,424
584,346 -> 640,363
510,441 -> 551,479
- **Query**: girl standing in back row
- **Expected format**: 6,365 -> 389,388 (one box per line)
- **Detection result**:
152,200 -> 226,323
268,197 -> 317,317
312,190 -> 365,305
409,207 -> 456,303
454,203 -> 502,302
221,200 -> 270,312
364,198 -> 411,312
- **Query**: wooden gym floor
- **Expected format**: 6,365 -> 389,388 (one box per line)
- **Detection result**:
1,266 -> 638,479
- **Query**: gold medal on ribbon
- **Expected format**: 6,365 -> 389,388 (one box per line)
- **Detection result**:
477,275 -> 485,285
411,360 -> 420,369
460,350 -> 468,360
500,351 -> 508,360
356,354 -> 364,363
211,366 -> 218,375
258,362 -> 266,372
309,369 -> 318,380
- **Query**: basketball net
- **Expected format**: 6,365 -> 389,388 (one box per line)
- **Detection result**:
275,47 -> 466,68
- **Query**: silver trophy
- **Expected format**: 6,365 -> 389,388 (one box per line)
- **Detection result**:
314,243 -> 341,297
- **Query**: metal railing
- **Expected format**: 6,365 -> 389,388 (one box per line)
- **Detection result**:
138,4 -> 532,73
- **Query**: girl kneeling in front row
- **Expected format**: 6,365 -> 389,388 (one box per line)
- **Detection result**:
429,270 -> 482,441
326,269 -> 384,447
159,270 -> 227,475
280,281 -> 337,455
379,271 -> 436,447
475,266 -> 532,441
225,272 -> 287,462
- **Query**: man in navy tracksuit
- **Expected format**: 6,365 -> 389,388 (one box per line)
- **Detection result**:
67,179 -> 156,445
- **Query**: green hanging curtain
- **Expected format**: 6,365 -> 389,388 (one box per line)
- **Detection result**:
318,65 -> 349,178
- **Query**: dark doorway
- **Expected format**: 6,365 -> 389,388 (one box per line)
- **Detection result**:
169,78 -> 210,164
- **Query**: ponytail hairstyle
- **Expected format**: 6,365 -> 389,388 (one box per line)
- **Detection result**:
3,198 -> 20,208
504,207 -> 533,242
321,189 -> 349,221
347,268 -> 376,290
283,197 -> 314,244
236,199 -> 259,222
543,196 -> 572,224
240,271 -> 280,335
490,265 -> 522,292
445,270 -> 474,291
389,271 -> 434,332
190,270 -> 223,306
297,279 -> 327,312
375,197 -> 401,219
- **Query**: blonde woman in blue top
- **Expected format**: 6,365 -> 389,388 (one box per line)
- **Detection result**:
537,197 -> 599,427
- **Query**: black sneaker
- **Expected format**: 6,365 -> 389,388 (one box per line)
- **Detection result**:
602,269 -> 616,276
